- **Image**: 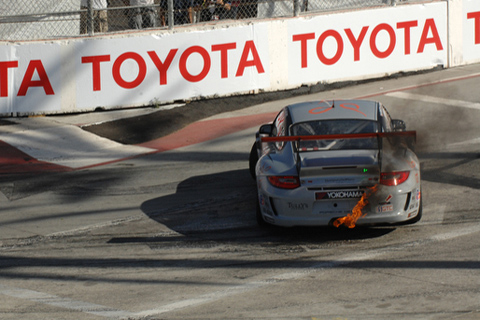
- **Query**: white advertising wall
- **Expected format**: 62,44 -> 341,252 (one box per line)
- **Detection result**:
0,43 -> 62,114
75,25 -> 271,110
0,0 -> 477,115
288,3 -> 447,85
464,0 -> 480,63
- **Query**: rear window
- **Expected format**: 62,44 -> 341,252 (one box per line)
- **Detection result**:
290,120 -> 379,151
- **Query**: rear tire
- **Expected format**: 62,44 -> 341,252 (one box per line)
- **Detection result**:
256,200 -> 270,228
249,143 -> 258,179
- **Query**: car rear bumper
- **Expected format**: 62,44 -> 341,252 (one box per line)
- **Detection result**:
257,184 -> 421,227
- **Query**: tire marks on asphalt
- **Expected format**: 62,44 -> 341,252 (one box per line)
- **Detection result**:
2,224 -> 479,319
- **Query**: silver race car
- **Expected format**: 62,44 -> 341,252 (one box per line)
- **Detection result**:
249,100 -> 422,227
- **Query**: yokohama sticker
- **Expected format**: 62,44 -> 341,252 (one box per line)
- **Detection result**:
316,190 -> 364,200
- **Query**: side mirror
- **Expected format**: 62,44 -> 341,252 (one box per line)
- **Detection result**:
392,119 -> 406,132
259,124 -> 273,135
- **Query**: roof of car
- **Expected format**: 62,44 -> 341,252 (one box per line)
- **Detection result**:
286,100 -> 379,123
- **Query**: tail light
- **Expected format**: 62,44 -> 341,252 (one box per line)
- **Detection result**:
380,171 -> 410,186
267,176 -> 300,189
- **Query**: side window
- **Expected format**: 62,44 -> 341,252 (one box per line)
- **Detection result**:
379,105 -> 392,132
273,109 -> 287,150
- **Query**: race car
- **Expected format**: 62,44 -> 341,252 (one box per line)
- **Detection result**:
249,100 -> 422,227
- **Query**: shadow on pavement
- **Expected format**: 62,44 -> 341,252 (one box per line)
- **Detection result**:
110,169 -> 397,247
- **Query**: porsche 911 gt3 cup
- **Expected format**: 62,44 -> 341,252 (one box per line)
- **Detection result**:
249,100 -> 422,227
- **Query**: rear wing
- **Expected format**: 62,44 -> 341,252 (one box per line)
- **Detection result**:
261,131 -> 417,177
260,131 -> 416,144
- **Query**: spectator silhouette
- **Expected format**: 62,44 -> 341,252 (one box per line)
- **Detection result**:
161,0 -> 193,25
125,0 -> 158,29
198,0 -> 231,21
80,0 -> 108,34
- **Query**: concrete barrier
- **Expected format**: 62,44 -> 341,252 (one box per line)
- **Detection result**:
0,0 -> 479,116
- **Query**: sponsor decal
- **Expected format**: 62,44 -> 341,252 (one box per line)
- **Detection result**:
301,179 -> 314,184
408,211 -> 418,218
379,194 -> 393,205
316,190 -> 364,200
259,194 -> 266,206
376,204 -> 394,213
416,188 -> 421,200
260,163 -> 271,173
288,202 -> 309,210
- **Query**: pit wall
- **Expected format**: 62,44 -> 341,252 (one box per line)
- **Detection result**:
0,0 -> 478,115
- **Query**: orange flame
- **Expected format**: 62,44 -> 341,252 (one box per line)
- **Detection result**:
333,185 -> 378,228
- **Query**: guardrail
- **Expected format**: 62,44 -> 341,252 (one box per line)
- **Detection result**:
1,0 -> 413,40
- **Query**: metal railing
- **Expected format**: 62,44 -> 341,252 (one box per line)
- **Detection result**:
0,0 -> 413,41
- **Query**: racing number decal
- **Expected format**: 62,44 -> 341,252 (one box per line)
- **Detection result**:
309,101 -> 333,114
309,102 -> 366,117
339,103 -> 367,117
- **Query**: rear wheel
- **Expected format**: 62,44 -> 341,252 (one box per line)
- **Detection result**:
249,143 -> 258,179
256,200 -> 271,228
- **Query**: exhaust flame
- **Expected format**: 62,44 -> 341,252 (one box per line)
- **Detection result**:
333,185 -> 378,228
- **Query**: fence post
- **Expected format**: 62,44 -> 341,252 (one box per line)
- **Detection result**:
87,0 -> 94,35
168,0 -> 174,29
293,0 -> 300,16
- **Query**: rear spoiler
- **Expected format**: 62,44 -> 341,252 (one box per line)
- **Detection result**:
261,131 -> 416,176
260,131 -> 416,143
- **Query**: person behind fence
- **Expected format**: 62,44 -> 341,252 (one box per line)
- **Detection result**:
160,0 -> 193,25
80,0 -> 108,34
125,0 -> 158,29
199,0 -> 231,21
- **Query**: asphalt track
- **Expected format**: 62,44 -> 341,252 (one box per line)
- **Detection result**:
2,64 -> 480,320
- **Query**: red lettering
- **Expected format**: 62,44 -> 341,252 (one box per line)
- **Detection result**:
0,61 -> 18,97
17,60 -> 54,96
467,11 -> 480,44
397,20 -> 418,55
345,27 -> 368,61
317,30 -> 344,65
236,40 -> 265,77
82,55 -> 110,91
292,33 -> 315,68
370,23 -> 396,59
417,18 -> 443,53
212,43 -> 236,78
295,19 -> 444,67
180,46 -> 211,82
112,52 -> 147,89
148,49 -> 178,86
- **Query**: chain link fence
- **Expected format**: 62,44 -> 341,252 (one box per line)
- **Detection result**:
1,0 -> 416,41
